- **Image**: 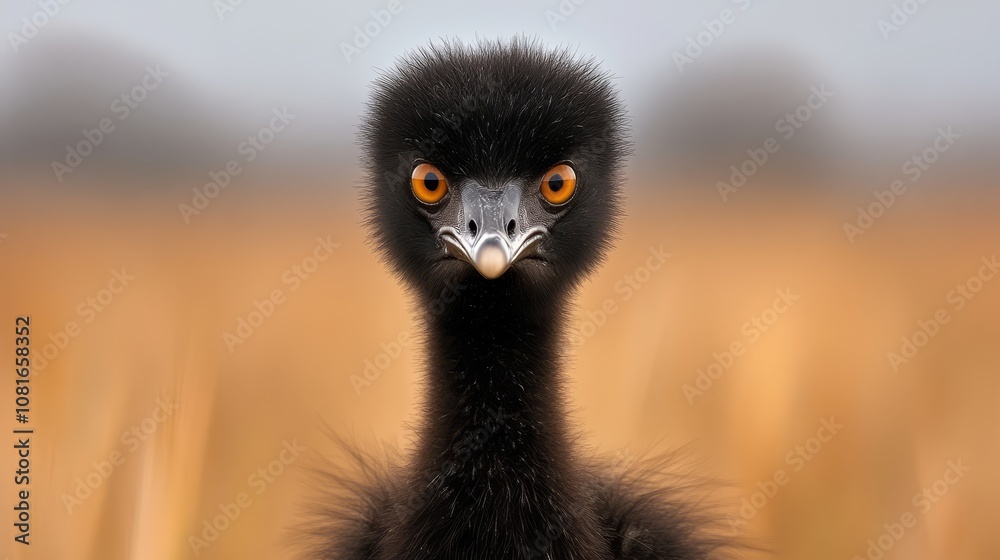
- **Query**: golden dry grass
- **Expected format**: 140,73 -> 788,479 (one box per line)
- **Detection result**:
1,174 -> 997,559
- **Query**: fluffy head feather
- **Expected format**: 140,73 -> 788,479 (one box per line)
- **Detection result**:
359,37 -> 630,298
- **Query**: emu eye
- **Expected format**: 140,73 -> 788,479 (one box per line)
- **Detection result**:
411,163 -> 448,204
540,164 -> 577,205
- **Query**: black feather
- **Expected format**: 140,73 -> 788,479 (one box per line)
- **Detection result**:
300,37 -> 739,559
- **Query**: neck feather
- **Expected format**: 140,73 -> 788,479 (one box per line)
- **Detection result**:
390,277 -> 607,558
419,279 -> 569,450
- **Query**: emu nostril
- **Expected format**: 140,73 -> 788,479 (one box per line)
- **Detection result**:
506,220 -> 516,239
468,220 -> 478,237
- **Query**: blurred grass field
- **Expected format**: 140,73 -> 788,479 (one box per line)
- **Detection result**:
1,173 -> 998,559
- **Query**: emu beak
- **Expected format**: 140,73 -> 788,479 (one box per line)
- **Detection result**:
437,184 -> 546,279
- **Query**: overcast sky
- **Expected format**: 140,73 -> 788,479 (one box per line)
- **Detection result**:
2,0 -> 998,169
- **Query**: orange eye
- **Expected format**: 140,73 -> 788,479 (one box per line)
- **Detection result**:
411,163 -> 448,204
540,164 -> 576,205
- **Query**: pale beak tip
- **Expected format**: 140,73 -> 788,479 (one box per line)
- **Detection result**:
474,244 -> 509,279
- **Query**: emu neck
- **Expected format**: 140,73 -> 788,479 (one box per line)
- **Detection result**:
392,280 -> 606,558
418,282 -> 568,457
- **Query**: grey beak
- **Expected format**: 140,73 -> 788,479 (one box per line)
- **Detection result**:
438,184 -> 546,279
